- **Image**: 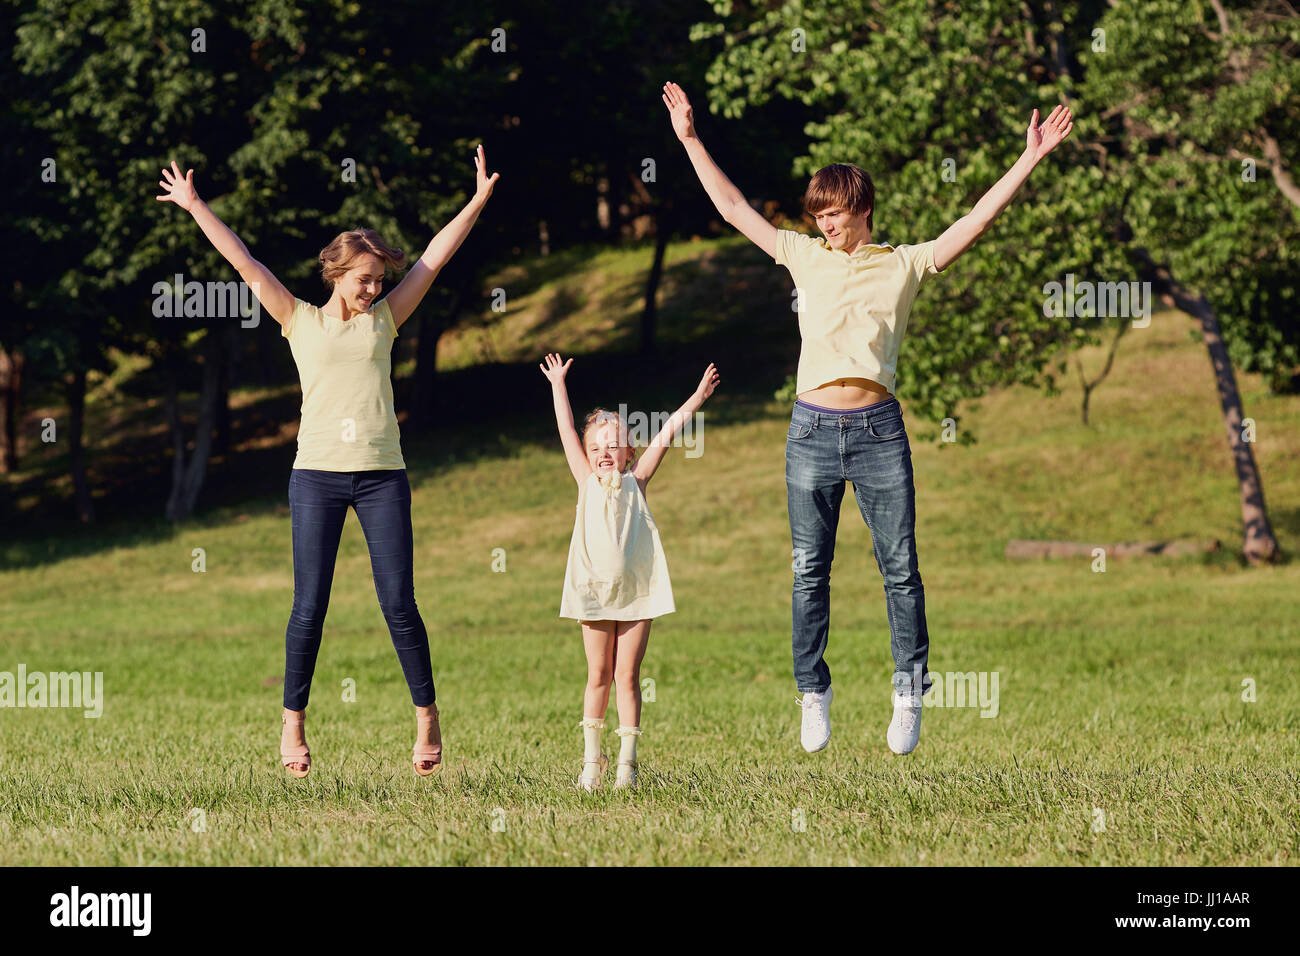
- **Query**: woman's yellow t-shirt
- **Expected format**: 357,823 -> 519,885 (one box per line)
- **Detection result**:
280,296 -> 405,471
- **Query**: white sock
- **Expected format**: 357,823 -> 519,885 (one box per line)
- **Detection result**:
579,717 -> 604,763
615,725 -> 641,765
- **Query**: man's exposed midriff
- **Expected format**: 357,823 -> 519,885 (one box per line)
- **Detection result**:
798,377 -> 892,409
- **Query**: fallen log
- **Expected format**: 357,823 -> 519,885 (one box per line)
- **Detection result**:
1005,539 -> 1222,559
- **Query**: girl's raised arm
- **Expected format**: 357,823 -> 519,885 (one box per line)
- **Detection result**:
539,353 -> 594,486
155,161 -> 295,327
383,144 -> 500,331
633,363 -> 720,487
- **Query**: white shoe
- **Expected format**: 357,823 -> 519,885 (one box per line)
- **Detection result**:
797,687 -> 833,752
887,691 -> 922,754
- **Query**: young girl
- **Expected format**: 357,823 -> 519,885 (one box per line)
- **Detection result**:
539,353 -> 719,790
156,146 -> 499,778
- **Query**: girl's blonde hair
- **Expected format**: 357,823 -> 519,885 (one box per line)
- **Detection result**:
582,408 -> 638,470
318,228 -> 406,289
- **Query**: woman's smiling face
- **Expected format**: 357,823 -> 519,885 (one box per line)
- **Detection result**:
342,253 -> 385,312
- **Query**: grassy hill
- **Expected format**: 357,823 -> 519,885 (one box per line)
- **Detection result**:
1,236 -> 1297,865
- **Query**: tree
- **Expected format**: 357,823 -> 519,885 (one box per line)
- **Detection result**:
14,0 -> 512,518
1083,0 -> 1298,563
693,0 -> 1295,563
691,0 -> 1130,428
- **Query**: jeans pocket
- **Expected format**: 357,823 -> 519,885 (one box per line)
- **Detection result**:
788,421 -> 813,441
868,412 -> 905,440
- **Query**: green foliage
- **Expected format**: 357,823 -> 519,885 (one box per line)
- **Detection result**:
1084,0 -> 1300,390
696,0 -> 1299,424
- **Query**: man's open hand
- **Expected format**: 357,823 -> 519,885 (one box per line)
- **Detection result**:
662,82 -> 697,142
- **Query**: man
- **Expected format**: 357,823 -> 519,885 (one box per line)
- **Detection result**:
661,81 -> 1072,755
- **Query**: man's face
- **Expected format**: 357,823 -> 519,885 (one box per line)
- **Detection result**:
813,206 -> 872,250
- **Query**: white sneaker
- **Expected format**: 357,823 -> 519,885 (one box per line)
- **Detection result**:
887,691 -> 922,754
797,687 -> 833,752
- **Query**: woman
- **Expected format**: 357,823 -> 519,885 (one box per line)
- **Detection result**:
155,146 -> 499,777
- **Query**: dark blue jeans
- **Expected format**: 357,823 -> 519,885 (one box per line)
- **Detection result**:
284,468 -> 435,710
785,397 -> 931,697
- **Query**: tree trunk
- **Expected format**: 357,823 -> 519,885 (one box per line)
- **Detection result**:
65,364 -> 94,523
1075,316 -> 1128,425
1137,251 -> 1278,564
640,205 -> 672,356
0,345 -> 23,474
163,330 -> 224,522
410,312 -> 443,433
214,324 -> 235,456
409,285 -> 465,433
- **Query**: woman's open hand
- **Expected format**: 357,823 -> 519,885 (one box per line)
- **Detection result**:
155,160 -> 199,212
474,144 -> 499,201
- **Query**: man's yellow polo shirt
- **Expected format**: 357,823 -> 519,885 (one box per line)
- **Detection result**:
280,296 -> 406,471
774,230 -> 941,395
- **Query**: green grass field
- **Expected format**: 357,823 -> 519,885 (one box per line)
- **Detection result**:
2,239 -> 1298,865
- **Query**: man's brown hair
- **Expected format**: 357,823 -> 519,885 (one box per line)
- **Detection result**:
802,163 -> 876,232
318,228 -> 406,289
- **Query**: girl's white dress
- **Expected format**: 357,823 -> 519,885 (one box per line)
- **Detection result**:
559,467 -> 675,622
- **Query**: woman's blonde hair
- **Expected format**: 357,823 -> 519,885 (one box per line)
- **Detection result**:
318,227 -> 406,289
582,408 -> 638,469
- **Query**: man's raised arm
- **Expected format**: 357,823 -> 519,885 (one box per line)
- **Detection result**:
933,105 -> 1074,273
662,81 -> 778,260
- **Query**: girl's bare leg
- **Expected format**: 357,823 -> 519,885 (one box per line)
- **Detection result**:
581,621 -> 616,719
578,621 -> 616,789
612,619 -> 652,728
610,620 -> 651,789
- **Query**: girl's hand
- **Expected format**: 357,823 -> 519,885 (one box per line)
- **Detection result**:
661,82 -> 697,142
695,363 -> 720,401
1024,105 -> 1073,163
474,144 -> 500,201
539,352 -> 573,385
155,160 -> 199,212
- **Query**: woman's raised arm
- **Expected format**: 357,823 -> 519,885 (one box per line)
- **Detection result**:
156,161 -> 295,327
383,144 -> 499,330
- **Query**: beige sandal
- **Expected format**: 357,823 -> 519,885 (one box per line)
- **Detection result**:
280,711 -> 310,778
414,710 -> 442,776
577,753 -> 608,791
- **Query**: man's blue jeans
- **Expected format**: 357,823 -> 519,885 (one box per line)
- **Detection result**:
284,468 -> 435,710
786,397 -> 932,697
